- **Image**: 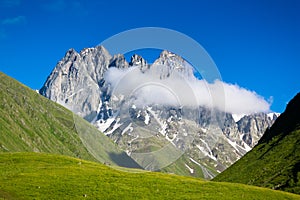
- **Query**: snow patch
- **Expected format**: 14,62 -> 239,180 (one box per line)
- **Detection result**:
121,123 -> 133,135
147,107 -> 167,136
232,114 -> 245,122
144,112 -> 150,125
243,142 -> 252,152
226,137 -> 240,152
198,139 -> 217,161
185,164 -> 194,174
227,137 -> 251,153
189,158 -> 215,179
200,127 -> 207,133
96,117 -> 115,133
105,118 -> 122,135
267,112 -> 280,120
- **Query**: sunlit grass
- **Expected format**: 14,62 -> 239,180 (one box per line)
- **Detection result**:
0,152 -> 299,200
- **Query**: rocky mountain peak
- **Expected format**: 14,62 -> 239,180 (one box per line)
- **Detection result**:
109,54 -> 129,69
129,54 -> 147,66
66,48 -> 77,55
159,50 -> 179,59
80,47 -> 93,57
79,45 -> 108,54
40,45 -> 279,179
62,48 -> 80,63
39,45 -> 113,119
152,50 -> 194,79
129,54 -> 148,72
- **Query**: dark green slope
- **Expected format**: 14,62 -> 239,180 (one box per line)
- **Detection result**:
0,72 -> 140,168
214,93 -> 300,194
1,152 -> 299,200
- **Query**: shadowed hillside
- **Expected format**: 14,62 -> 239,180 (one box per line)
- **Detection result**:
214,93 -> 300,195
0,72 -> 140,168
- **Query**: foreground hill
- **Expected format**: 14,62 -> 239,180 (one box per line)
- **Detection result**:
0,152 -> 299,200
214,93 -> 300,194
0,72 -> 140,168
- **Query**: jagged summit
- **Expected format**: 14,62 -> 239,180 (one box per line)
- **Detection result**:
153,50 -> 194,79
80,45 -> 108,55
109,54 -> 129,69
129,54 -> 148,72
159,50 -> 181,59
61,48 -> 79,63
155,50 -> 185,66
66,48 -> 77,54
39,45 -> 112,119
129,54 -> 147,66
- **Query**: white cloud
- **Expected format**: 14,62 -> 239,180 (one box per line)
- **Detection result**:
104,63 -> 270,115
211,81 -> 270,114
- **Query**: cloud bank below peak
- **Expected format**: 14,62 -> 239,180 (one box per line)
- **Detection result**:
209,80 -> 270,114
104,64 -> 271,115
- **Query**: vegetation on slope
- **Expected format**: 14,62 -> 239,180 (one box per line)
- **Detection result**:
0,72 -> 140,168
1,152 -> 299,200
214,93 -> 300,195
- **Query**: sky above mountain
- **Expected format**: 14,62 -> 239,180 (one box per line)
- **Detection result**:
0,0 -> 299,113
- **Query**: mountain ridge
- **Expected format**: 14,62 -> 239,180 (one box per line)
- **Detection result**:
39,45 -> 278,178
259,93 -> 300,144
214,92 -> 300,195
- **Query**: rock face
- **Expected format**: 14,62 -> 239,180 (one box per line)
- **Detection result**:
40,45 -> 278,179
237,113 -> 278,146
40,46 -> 127,122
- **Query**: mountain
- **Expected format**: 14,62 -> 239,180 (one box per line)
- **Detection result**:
0,72 -> 140,168
1,152 -> 299,200
40,45 -> 278,178
214,93 -> 300,195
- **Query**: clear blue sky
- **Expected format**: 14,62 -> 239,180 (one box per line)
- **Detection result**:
0,0 -> 299,113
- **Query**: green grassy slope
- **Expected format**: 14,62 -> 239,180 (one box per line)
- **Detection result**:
1,152 -> 299,200
0,72 -> 140,168
214,93 -> 300,195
